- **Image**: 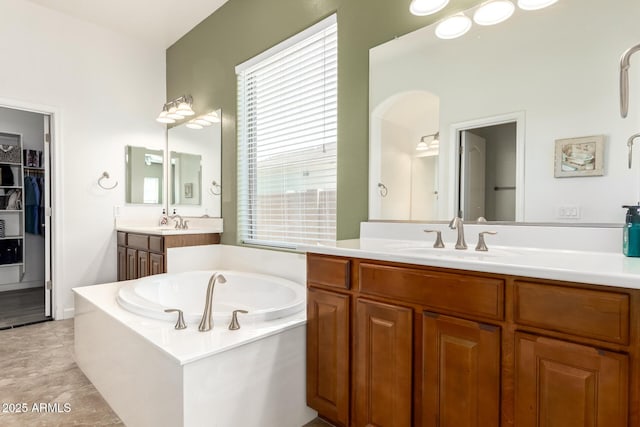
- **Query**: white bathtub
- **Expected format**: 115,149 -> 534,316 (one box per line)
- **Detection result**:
74,257 -> 316,427
116,270 -> 306,324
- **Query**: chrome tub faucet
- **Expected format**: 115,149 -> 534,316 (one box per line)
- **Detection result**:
198,272 -> 227,332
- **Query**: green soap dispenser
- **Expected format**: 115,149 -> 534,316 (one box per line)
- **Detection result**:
623,204 -> 640,257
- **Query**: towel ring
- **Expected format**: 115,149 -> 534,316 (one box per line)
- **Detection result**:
378,183 -> 388,197
208,180 -> 221,196
98,171 -> 118,190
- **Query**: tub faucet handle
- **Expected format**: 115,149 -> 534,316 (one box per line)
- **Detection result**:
164,308 -> 187,330
229,310 -> 249,330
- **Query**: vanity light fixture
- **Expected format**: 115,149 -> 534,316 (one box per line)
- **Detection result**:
409,0 -> 449,16
473,0 -> 515,26
517,0 -> 558,11
186,111 -> 220,130
417,132 -> 440,151
435,14 -> 472,39
156,95 -> 195,123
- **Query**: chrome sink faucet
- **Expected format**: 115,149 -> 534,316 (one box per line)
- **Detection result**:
198,272 -> 227,332
449,214 -> 467,250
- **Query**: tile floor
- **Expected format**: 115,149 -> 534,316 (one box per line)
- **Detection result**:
0,319 -> 332,427
0,287 -> 49,330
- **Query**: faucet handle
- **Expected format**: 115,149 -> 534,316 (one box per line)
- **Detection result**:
182,220 -> 189,230
173,219 -> 180,229
423,230 -> 445,248
229,310 -> 249,330
476,216 -> 488,223
164,308 -> 187,330
475,231 -> 497,252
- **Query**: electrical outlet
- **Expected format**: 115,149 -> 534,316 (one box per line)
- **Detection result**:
558,205 -> 581,219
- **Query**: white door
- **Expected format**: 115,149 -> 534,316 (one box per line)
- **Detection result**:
43,115 -> 52,317
461,131 -> 486,220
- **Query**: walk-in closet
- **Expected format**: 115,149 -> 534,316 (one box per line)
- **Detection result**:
0,106 -> 51,329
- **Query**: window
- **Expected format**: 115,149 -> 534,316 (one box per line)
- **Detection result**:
237,15 -> 337,248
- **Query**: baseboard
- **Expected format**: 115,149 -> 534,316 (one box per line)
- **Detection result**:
63,307 -> 74,319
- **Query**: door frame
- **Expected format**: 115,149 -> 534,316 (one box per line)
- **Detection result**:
449,111 -> 525,222
0,96 -> 62,320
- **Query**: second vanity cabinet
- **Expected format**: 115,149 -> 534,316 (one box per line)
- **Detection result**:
306,253 -> 638,427
117,231 -> 220,280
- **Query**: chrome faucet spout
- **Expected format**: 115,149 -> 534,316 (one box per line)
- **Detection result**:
449,216 -> 467,250
198,273 -> 227,332
620,43 -> 640,118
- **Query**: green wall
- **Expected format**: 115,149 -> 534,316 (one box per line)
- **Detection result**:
167,0 -> 477,244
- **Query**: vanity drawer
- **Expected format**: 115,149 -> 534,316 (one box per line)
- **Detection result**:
117,232 -> 126,246
126,233 -> 149,250
514,281 -> 630,345
307,254 -> 351,290
359,263 -> 504,320
149,235 -> 163,253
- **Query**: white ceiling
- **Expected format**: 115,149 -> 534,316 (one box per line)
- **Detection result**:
24,0 -> 229,49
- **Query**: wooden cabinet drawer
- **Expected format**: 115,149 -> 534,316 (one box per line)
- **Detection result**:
359,263 -> 504,320
307,254 -> 351,290
149,235 -> 163,253
514,281 -> 630,345
126,233 -> 149,250
117,232 -> 126,246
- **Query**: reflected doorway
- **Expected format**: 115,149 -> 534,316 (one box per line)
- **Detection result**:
459,122 -> 517,221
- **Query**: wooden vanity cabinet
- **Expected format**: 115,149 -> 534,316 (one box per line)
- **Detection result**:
306,253 -> 638,427
116,231 -> 220,281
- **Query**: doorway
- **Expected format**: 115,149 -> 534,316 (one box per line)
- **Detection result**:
0,106 -> 52,329
458,122 -> 518,221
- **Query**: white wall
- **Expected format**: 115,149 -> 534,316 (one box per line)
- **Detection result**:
370,0 -> 640,223
0,0 -> 166,319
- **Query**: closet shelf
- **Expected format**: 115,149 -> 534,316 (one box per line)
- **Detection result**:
0,186 -> 22,189
0,210 -> 23,213
0,161 -> 21,166
0,235 -> 23,240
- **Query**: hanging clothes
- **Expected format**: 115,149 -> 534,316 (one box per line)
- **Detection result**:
24,175 -> 40,235
0,165 -> 14,186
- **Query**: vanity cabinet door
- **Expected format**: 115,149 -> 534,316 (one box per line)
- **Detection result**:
515,333 -> 628,427
354,298 -> 412,427
306,287 -> 350,427
126,248 -> 137,280
422,313 -> 500,427
117,246 -> 127,281
136,250 -> 149,278
149,252 -> 164,276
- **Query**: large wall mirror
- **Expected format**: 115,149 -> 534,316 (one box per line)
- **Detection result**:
370,0 -> 640,224
124,146 -> 164,205
167,109 -> 222,217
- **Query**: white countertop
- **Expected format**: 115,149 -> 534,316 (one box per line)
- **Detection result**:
116,225 -> 222,236
298,237 -> 640,290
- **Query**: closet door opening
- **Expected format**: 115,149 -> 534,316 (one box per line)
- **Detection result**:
0,106 -> 52,329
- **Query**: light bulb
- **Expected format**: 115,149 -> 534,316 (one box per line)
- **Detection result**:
517,0 -> 558,10
416,141 -> 430,151
203,111 -> 221,123
435,14 -> 472,39
167,106 -> 183,120
473,0 -> 515,26
409,0 -> 449,16
176,101 -> 195,116
156,111 -> 175,124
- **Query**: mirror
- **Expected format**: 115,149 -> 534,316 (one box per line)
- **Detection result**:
125,146 -> 164,205
167,109 -> 222,217
369,0 -> 640,223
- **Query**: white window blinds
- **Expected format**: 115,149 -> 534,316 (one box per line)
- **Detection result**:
237,15 -> 337,249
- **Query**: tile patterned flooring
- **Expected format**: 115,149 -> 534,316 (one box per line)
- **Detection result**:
0,319 -> 332,427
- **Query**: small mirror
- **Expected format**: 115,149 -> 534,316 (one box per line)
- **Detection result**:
125,145 -> 164,205
168,109 -> 222,216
